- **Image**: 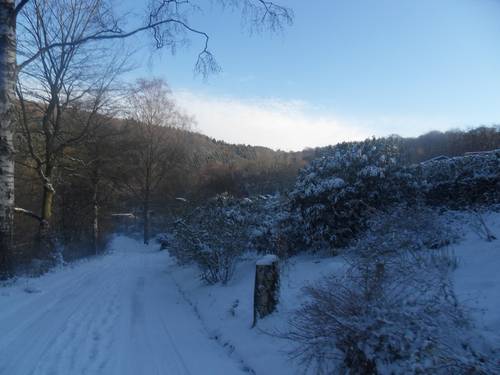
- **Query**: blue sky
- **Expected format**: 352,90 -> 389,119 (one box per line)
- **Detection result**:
123,0 -> 500,150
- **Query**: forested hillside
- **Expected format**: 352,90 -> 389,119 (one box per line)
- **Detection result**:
12,98 -> 307,270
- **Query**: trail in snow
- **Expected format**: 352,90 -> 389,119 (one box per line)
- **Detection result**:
0,236 -> 246,375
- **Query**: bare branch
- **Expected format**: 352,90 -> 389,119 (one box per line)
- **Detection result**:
14,207 -> 44,223
15,0 -> 31,16
17,0 -> 292,76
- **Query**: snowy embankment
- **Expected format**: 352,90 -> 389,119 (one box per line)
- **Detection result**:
168,210 -> 500,374
169,253 -> 346,375
0,236 -> 246,375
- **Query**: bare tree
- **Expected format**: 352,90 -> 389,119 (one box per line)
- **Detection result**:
0,0 -> 292,275
14,0 -> 129,252
120,79 -> 192,244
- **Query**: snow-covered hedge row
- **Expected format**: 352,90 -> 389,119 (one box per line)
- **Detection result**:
169,144 -> 500,264
286,140 -> 500,252
417,149 -> 500,207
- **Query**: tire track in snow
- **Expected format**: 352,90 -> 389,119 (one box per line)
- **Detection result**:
0,236 -> 247,375
0,258 -> 113,353
32,273 -> 119,375
42,265 -> 122,375
0,259 -> 117,375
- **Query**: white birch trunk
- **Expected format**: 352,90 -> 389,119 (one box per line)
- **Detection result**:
0,0 -> 16,276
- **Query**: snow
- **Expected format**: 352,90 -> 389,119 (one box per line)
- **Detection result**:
358,165 -> 384,177
166,210 -> 500,374
0,235 -> 246,375
0,210 -> 499,374
453,211 -> 500,349
255,254 -> 278,266
168,254 -> 347,375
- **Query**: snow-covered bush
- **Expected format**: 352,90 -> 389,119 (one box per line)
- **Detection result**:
351,205 -> 459,255
171,193 -> 286,283
286,140 -> 499,253
417,149 -> 500,207
248,194 -> 299,257
170,194 -> 247,284
286,207 -> 497,374
288,138 -> 417,251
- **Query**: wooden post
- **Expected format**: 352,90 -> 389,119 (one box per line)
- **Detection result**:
252,254 -> 279,327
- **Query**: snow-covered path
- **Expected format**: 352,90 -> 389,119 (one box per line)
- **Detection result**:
0,236 -> 246,375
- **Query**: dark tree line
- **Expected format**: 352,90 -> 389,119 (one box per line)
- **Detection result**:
11,88 -> 306,270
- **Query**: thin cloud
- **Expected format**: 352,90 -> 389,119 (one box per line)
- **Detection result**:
174,91 -> 369,151
174,90 -> 469,151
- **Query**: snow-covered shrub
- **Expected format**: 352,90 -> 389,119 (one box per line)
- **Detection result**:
171,193 -> 287,283
417,149 -> 500,207
351,205 -> 459,255
286,140 -> 499,253
248,194 -> 300,257
171,194 -> 248,284
286,207 -> 497,374
288,137 -> 417,251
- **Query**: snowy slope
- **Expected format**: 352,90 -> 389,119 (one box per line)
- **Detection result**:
0,235 -> 246,375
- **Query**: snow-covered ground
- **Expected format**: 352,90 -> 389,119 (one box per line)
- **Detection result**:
168,211 -> 500,374
169,253 -> 346,375
453,211 -> 500,350
0,211 -> 499,375
0,236 -> 246,375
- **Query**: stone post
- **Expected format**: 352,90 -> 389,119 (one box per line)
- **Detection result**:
252,254 -> 279,327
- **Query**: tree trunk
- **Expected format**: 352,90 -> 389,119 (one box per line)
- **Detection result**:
0,0 -> 16,278
40,164 -> 55,234
143,197 -> 150,245
41,185 -> 54,223
92,182 -> 98,254
38,173 -> 55,259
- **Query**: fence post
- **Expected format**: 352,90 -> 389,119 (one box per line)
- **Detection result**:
252,254 -> 280,327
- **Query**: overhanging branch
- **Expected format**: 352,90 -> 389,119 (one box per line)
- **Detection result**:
17,18 -> 213,73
